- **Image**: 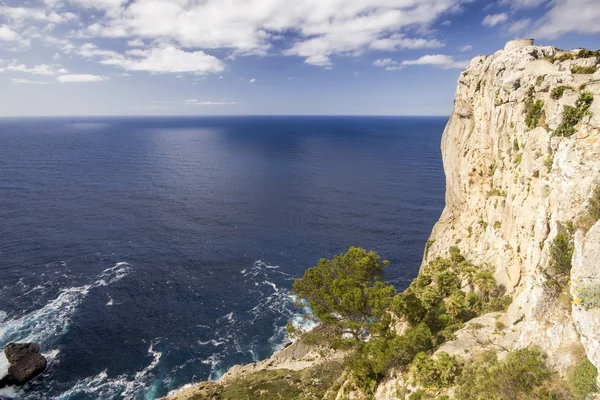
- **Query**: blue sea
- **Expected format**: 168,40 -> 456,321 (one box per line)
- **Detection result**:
0,116 -> 446,399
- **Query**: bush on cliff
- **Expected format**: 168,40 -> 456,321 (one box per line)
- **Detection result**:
569,358 -> 599,400
455,347 -> 561,400
578,184 -> 600,232
554,92 -> 595,137
292,247 -> 396,344
526,100 -> 545,129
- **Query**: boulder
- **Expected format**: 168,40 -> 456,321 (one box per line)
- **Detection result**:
0,343 -> 47,387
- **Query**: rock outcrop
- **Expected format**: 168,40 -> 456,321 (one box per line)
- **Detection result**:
420,38 -> 600,384
0,343 -> 47,388
163,39 -> 600,399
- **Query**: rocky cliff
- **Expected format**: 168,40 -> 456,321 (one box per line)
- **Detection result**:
421,38 -> 600,377
163,40 -> 600,399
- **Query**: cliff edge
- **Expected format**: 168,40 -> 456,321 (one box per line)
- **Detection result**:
163,40 -> 600,399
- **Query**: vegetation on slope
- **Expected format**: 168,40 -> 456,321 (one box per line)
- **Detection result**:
185,360 -> 345,400
290,246 -> 512,398
554,92 -> 594,137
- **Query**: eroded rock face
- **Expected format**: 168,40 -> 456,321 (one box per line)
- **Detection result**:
572,222 -> 600,387
420,39 -> 600,377
0,343 -> 47,387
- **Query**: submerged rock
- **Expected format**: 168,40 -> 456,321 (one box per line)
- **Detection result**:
0,343 -> 47,388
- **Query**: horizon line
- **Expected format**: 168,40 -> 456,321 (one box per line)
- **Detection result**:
0,114 -> 451,118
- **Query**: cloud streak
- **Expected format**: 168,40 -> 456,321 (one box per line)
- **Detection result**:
57,74 -> 108,82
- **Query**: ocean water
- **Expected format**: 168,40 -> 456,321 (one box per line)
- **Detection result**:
0,116 -> 446,399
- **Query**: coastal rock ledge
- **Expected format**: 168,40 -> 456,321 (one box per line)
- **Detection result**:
164,39 -> 600,399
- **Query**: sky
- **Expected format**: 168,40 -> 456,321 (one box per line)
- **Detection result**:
0,0 -> 599,116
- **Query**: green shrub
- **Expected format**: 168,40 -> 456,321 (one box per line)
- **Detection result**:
481,295 -> 513,313
411,352 -> 463,388
578,184 -> 600,231
425,240 -> 435,258
475,80 -> 481,93
554,92 -> 594,137
571,65 -> 597,74
569,359 -> 598,400
550,86 -> 573,100
487,189 -> 507,198
543,154 -> 554,171
578,49 -> 600,58
526,100 -> 545,129
548,53 -> 576,62
578,284 -> 600,310
494,221 -> 502,230
347,324 -> 434,395
455,347 -> 555,400
545,232 -> 574,288
495,320 -> 505,331
514,153 -> 523,165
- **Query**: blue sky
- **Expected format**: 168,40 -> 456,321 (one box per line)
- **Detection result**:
1,0 -> 599,116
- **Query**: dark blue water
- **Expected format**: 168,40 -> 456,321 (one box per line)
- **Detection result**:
0,116 -> 446,399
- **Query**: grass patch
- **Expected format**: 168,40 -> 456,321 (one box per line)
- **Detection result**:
571,65 -> 597,74
526,100 -> 545,129
577,284 -> 600,311
187,360 -> 345,400
455,347 -> 568,400
578,184 -> 600,231
487,189 -> 507,198
569,359 -> 598,400
550,86 -> 574,100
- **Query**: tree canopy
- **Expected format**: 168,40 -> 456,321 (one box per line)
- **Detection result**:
292,247 -> 396,341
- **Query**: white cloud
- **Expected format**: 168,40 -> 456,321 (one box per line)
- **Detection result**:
482,13 -> 509,27
0,6 -> 77,24
369,34 -> 445,51
508,18 -> 531,34
373,58 -> 396,67
460,45 -> 473,52
500,0 -> 547,8
127,38 -> 144,47
11,78 -> 50,84
532,0 -> 600,38
185,99 -> 237,105
78,42 -> 123,59
68,0 -> 128,10
440,20 -> 452,26
0,25 -> 21,41
100,45 -> 225,74
372,58 -> 404,71
0,63 -> 67,75
81,0 -> 471,67
249,78 -> 256,83
401,54 -> 469,69
57,74 -> 109,82
52,53 -> 61,60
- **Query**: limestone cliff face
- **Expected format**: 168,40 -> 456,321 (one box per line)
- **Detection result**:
421,39 -> 600,385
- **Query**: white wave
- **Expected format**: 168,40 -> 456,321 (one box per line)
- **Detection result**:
106,295 -> 114,306
0,385 -> 22,399
56,342 -> 162,400
0,262 -> 131,347
198,339 -> 225,347
0,350 -> 9,379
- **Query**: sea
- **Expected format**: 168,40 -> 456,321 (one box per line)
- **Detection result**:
0,116 -> 446,399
